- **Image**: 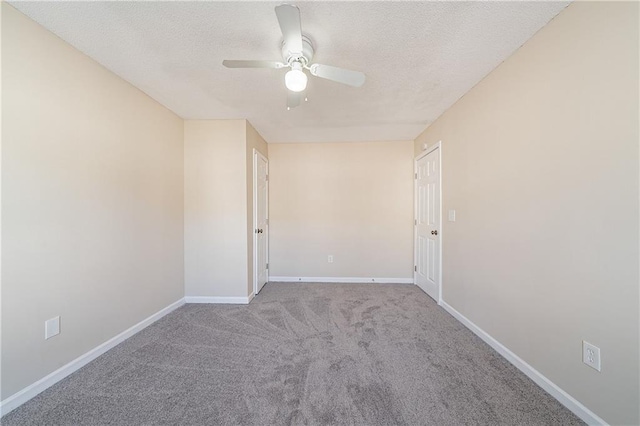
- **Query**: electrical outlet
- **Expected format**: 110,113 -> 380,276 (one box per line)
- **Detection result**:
45,316 -> 60,340
328,255 -> 333,263
582,341 -> 601,371
448,210 -> 456,222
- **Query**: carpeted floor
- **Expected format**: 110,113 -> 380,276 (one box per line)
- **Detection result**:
3,283 -> 583,425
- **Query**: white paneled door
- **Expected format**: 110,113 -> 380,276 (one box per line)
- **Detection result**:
254,150 -> 269,294
415,145 -> 441,302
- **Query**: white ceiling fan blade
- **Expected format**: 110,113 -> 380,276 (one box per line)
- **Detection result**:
309,64 -> 366,88
222,60 -> 285,69
286,90 -> 304,110
275,4 -> 303,54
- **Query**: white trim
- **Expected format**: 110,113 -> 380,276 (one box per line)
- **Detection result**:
184,296 -> 253,304
414,141 -> 443,304
268,276 -> 414,284
440,301 -> 607,426
0,298 -> 185,417
247,292 -> 255,303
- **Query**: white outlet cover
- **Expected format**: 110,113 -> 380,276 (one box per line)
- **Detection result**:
45,316 -> 60,339
448,210 -> 456,222
582,340 -> 601,372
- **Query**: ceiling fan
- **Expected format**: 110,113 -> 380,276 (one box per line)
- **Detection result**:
222,4 -> 366,110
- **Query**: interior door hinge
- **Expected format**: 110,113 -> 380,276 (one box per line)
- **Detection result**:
414,219 -> 417,226
415,172 -> 417,179
265,175 -> 269,182
414,265 -> 417,272
266,263 -> 269,270
266,218 -> 269,225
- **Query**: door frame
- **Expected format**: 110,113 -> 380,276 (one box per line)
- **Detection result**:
413,141 -> 443,305
253,149 -> 269,296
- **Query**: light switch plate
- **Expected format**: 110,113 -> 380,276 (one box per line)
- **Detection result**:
45,316 -> 60,339
448,210 -> 456,222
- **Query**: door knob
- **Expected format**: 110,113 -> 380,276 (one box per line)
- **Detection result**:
431,230 -> 438,235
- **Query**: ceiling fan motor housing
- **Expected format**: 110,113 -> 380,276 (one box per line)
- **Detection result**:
282,35 -> 314,66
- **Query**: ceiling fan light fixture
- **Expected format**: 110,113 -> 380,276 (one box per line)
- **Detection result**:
222,4 -> 365,108
285,63 -> 307,92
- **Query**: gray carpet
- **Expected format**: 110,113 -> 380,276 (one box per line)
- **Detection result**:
2,283 -> 583,425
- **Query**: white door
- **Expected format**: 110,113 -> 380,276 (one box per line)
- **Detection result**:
254,150 -> 269,294
415,146 -> 440,301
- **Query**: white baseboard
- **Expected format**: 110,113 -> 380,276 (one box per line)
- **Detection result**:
184,296 -> 252,304
0,298 -> 185,417
247,292 -> 255,303
268,276 -> 414,284
440,301 -> 606,426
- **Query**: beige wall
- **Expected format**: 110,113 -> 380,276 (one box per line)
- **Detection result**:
184,120 -> 268,298
184,120 -> 248,298
1,3 -> 185,400
269,141 -> 414,279
414,2 -> 639,424
246,122 -> 268,295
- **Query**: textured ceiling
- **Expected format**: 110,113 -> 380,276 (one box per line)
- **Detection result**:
9,1 -> 569,143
